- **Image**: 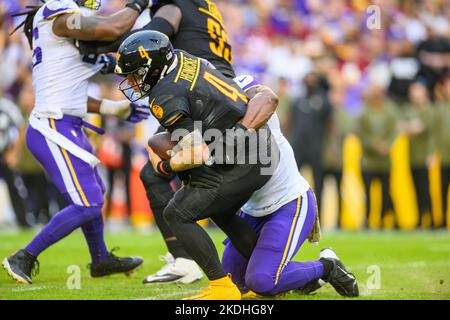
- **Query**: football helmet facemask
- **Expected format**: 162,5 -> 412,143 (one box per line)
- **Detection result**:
115,30 -> 175,102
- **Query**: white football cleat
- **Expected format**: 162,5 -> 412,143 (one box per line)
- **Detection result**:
142,252 -> 203,285
320,248 -> 339,260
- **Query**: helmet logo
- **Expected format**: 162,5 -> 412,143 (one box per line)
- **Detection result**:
139,46 -> 150,60
81,0 -> 101,10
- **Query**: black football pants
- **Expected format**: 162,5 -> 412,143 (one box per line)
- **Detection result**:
140,161 -> 191,259
162,163 -> 272,280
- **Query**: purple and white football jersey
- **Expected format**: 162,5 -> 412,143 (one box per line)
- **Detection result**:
234,75 -> 311,217
31,0 -> 103,119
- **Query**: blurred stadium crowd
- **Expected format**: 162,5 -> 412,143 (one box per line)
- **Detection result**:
1,0 -> 450,231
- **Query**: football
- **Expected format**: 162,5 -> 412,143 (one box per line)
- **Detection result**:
147,131 -> 178,160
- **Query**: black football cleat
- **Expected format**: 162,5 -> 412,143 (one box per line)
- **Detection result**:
89,248 -> 143,278
321,248 -> 359,297
2,249 -> 39,285
296,278 -> 326,295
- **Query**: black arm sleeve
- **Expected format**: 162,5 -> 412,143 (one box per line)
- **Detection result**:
141,17 -> 175,37
77,17 -> 176,55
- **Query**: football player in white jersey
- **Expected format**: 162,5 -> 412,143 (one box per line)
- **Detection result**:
2,0 -> 152,285
220,77 -> 359,298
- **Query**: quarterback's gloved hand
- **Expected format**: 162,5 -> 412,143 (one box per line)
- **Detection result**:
126,0 -> 150,13
189,165 -> 222,189
99,54 -> 117,75
99,99 -> 150,123
126,103 -> 151,123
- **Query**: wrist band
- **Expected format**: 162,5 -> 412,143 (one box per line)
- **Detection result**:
126,2 -> 144,13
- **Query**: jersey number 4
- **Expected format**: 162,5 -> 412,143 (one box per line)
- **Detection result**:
204,71 -> 247,104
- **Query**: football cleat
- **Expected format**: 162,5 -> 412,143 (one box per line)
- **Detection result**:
241,290 -> 261,299
320,248 -> 359,297
2,249 -> 39,285
297,248 -> 358,296
183,275 -> 241,300
89,248 -> 143,278
142,252 -> 203,284
296,278 -> 327,295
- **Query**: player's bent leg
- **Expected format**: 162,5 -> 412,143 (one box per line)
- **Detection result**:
140,161 -> 201,284
244,190 -> 325,296
3,121 -> 143,284
140,162 -> 180,254
163,190 -> 240,300
3,204 -> 102,284
222,239 -> 249,293
163,200 -> 225,281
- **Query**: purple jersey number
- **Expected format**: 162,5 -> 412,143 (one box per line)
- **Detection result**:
32,27 -> 42,68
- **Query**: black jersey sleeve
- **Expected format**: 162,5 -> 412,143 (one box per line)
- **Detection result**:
148,92 -> 191,129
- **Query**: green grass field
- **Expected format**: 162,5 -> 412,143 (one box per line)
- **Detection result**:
0,229 -> 449,300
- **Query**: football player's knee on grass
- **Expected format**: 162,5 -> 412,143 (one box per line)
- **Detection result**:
245,272 -> 277,296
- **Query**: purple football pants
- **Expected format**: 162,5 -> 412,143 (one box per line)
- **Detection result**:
24,115 -> 108,263
26,116 -> 105,206
222,189 -> 324,296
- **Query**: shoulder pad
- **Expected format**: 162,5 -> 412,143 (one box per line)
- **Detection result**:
42,0 -> 80,20
233,75 -> 260,92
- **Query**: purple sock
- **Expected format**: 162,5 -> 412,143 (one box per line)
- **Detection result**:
270,260 -> 324,295
81,215 -> 109,265
25,205 -> 101,257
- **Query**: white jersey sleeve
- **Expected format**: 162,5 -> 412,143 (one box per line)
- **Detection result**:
40,0 -> 81,20
31,0 -> 103,119
233,75 -> 311,217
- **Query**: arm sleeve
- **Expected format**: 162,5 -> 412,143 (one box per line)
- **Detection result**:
141,17 -> 176,38
77,17 -> 175,54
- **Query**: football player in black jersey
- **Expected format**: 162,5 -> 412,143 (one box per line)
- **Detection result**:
79,0 -> 280,286
115,30 -> 279,300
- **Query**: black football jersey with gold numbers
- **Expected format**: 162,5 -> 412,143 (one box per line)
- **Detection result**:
169,0 -> 235,78
148,50 -> 247,133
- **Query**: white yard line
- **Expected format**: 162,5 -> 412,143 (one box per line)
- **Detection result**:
139,289 -> 200,300
11,286 -> 47,292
